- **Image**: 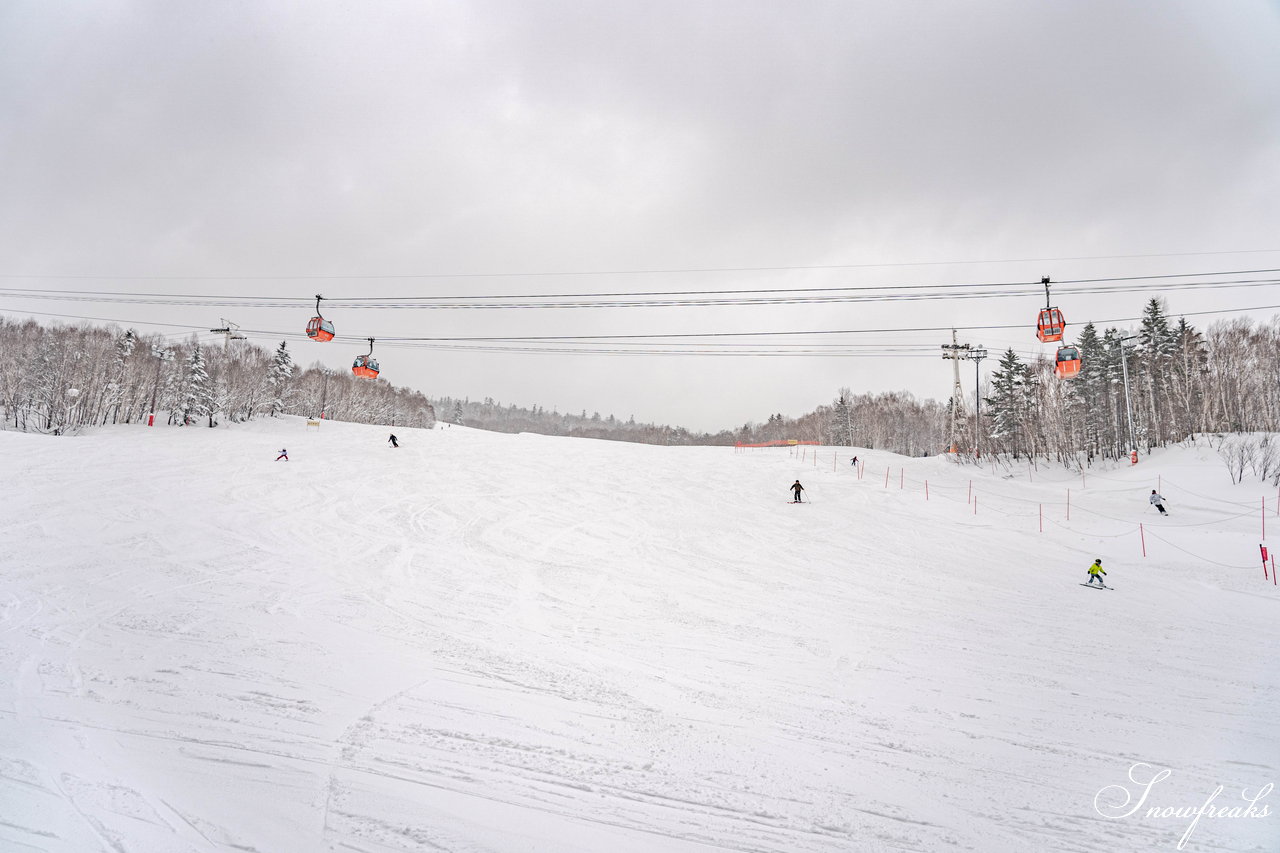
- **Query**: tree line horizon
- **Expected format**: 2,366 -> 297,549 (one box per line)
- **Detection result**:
0,299 -> 1276,468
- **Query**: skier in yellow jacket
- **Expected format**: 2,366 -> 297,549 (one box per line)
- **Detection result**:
1086,558 -> 1107,587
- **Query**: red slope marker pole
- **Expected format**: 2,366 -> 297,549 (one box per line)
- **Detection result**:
1066,488 -> 1071,521
925,480 -> 929,501
1140,523 -> 1147,558
1039,503 -> 1043,533
884,467 -> 889,488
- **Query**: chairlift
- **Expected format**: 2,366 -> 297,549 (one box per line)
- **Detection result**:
352,337 -> 380,379
1055,345 -> 1081,379
306,294 -> 335,342
1036,276 -> 1065,343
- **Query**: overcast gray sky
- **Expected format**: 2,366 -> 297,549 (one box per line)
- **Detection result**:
2,1 -> 1278,432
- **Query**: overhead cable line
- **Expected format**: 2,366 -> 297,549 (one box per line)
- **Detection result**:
0,271 -> 1276,310
2,249 -> 1280,282
347,302 -> 1280,343
340,344 -> 955,357
4,302 -> 1277,354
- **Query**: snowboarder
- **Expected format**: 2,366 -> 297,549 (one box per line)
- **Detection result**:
1149,490 -> 1168,515
791,480 -> 805,503
850,456 -> 859,467
1086,558 -> 1107,586
276,448 -> 288,461
388,434 -> 399,448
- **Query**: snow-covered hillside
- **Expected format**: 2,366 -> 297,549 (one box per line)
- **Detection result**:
1,419 -> 1276,852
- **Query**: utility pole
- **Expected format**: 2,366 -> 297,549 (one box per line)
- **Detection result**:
148,345 -> 174,426
1118,334 -> 1139,462
839,391 -> 853,447
940,329 -> 970,454
968,345 -> 987,458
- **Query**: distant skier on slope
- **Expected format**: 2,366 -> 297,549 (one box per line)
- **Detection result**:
388,434 -> 399,448
850,456 -> 859,467
1149,490 -> 1168,516
791,480 -> 805,503
1086,558 -> 1107,586
276,448 -> 289,462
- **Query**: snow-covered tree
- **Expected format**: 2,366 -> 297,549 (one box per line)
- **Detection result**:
829,390 -> 855,447
268,340 -> 295,417
180,343 -> 216,427
985,348 -> 1036,459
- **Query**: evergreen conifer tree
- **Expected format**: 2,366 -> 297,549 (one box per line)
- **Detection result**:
830,391 -> 855,446
985,348 -> 1035,458
181,343 -> 215,427
1069,323 -> 1105,457
268,340 -> 295,417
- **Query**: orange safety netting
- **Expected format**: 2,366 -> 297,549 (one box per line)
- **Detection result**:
734,440 -> 820,448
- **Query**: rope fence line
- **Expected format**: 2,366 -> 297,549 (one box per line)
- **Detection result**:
913,472 -> 1262,518
1161,475 -> 1280,511
757,444 -> 1273,574
1042,515 -> 1139,540
849,460 -> 1170,508
952,462 -> 1273,505
1142,529 -> 1258,570
882,461 -> 1258,531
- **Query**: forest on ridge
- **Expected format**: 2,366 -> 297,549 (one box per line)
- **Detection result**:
1,298 -> 1277,471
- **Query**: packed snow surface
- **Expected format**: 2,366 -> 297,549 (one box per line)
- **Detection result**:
1,418 -> 1276,852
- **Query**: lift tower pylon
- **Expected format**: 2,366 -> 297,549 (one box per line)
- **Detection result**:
940,329 -> 970,454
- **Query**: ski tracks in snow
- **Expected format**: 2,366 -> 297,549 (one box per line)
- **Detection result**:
2,424 -> 1277,852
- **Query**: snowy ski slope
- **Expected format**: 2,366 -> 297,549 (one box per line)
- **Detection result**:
0,418 -> 1276,852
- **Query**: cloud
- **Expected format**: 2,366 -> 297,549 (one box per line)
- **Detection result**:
0,0 -> 1277,430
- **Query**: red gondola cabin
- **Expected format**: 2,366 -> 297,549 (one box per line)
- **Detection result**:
1054,345 -> 1081,379
306,316 -> 335,342
306,294 -> 335,342
352,338 -> 380,379
1037,307 -> 1065,343
1035,276 -> 1066,343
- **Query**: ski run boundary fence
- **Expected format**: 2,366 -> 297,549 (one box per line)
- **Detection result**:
734,443 -> 1279,582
